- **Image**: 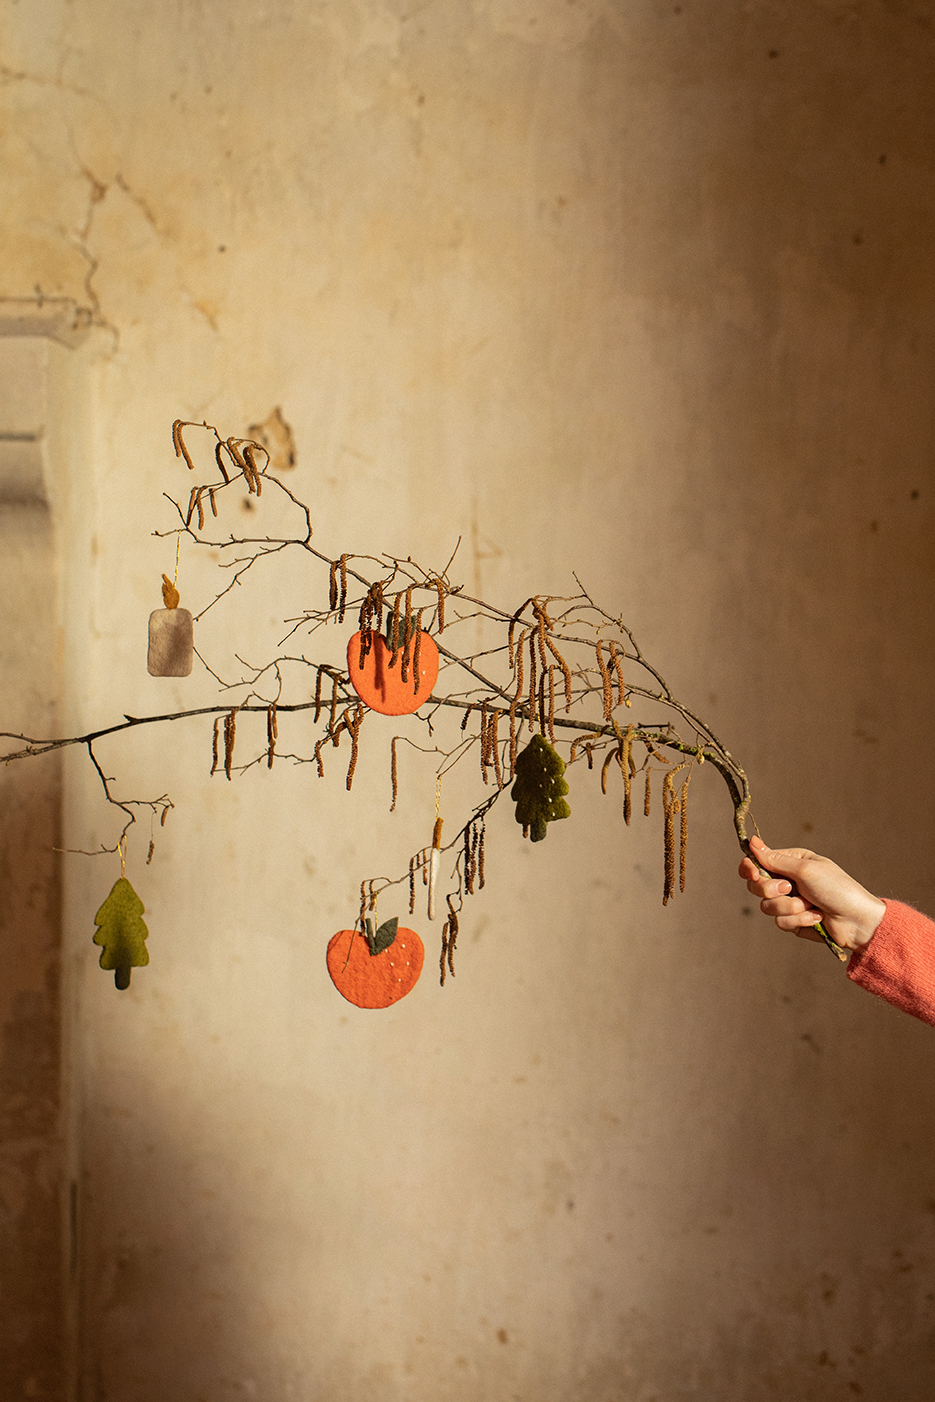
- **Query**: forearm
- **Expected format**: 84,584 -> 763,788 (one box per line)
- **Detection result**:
847,901 -> 935,1027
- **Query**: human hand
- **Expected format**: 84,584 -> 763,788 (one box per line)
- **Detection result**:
738,835 -> 886,953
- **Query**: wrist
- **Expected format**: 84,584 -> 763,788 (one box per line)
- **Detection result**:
848,895 -> 887,951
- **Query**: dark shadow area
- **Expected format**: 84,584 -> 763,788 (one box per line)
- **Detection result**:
0,502 -> 65,1399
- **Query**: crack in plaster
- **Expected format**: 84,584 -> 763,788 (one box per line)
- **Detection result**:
0,61 -> 96,102
113,173 -> 160,234
69,163 -> 119,352
69,154 -> 178,348
185,295 -> 219,333
0,38 -> 121,348
2,35 -> 219,354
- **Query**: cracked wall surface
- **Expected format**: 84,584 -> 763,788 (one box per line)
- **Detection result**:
2,2 -> 935,1400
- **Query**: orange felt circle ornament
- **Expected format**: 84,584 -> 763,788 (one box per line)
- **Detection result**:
327,922 -> 425,1009
347,628 -> 439,716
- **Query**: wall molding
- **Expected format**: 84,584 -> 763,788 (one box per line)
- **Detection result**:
0,298 -> 91,349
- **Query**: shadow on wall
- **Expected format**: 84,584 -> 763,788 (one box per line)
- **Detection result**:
0,767 -> 64,1402
0,503 -> 65,1398
671,992 -> 935,1398
77,1081 -> 290,1401
68,830 -> 935,1402
71,1012 -> 935,1402
626,825 -> 935,1400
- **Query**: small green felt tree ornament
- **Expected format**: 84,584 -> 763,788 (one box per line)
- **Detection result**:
511,733 -> 571,842
93,877 -> 150,990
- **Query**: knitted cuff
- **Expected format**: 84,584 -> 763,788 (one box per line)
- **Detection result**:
847,899 -> 935,1027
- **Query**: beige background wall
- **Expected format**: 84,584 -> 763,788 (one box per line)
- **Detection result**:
2,1 -> 935,1398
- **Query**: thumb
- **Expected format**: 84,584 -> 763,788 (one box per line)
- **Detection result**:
747,836 -> 813,878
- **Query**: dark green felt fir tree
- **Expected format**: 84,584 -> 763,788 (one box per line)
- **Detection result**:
93,877 -> 150,990
511,734 -> 571,842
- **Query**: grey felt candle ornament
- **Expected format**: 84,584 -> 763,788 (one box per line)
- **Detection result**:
148,573 -> 194,677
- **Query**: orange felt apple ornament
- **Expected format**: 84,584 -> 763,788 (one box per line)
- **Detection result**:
327,917 -> 424,1009
347,620 -> 439,716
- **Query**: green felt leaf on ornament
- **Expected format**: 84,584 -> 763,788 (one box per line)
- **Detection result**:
511,733 -> 571,842
92,877 -> 150,990
365,916 -> 398,956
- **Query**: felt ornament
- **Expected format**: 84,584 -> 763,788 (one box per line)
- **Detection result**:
161,573 -> 180,610
511,733 -> 571,842
327,917 -> 424,1009
427,816 -> 443,920
148,575 -> 193,677
93,876 -> 150,990
347,618 -> 438,716
428,774 -> 444,920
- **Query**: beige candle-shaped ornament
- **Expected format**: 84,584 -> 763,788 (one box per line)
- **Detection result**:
427,816 -> 443,921
148,571 -> 194,677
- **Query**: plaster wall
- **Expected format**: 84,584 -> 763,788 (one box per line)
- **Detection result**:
2,2 -> 935,1399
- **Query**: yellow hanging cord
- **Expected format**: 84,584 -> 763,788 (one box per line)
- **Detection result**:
433,776 -> 443,850
119,835 -> 126,879
161,535 -> 182,609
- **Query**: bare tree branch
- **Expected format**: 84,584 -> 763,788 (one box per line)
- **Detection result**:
4,417 -> 837,978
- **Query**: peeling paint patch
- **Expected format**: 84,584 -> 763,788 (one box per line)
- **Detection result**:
247,405 -> 296,472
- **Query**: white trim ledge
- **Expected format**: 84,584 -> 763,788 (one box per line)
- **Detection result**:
0,298 -> 92,349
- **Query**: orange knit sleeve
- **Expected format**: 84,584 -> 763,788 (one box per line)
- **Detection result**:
847,900 -> 935,1026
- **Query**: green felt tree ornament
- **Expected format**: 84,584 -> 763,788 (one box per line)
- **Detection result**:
93,877 -> 150,990
511,733 -> 571,842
